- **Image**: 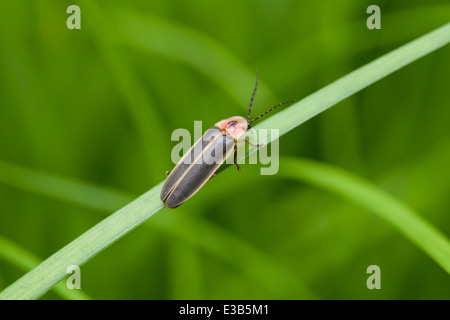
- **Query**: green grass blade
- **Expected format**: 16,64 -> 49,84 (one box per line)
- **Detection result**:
0,236 -> 90,300
0,160 -> 315,299
244,23 -> 450,150
0,159 -> 133,212
279,157 -> 450,274
1,23 -> 448,299
0,184 -> 164,300
260,4 -> 450,88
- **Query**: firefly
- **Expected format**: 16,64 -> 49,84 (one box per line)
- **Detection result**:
160,71 -> 294,208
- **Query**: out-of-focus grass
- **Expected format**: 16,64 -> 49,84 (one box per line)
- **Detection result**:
1,21 -> 449,299
279,157 -> 450,274
260,3 -> 450,89
0,0 -> 449,299
108,6 -> 279,108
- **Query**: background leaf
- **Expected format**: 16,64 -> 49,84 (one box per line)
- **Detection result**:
0,0 -> 449,299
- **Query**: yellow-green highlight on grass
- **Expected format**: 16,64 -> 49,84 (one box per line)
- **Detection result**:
0,23 -> 448,300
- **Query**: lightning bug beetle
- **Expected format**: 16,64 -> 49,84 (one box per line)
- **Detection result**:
160,71 -> 294,208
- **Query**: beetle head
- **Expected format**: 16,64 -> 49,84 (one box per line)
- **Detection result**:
215,116 -> 248,139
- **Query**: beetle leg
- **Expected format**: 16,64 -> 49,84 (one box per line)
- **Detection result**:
165,170 -> 171,176
237,138 -> 265,148
209,173 -> 216,180
234,144 -> 242,171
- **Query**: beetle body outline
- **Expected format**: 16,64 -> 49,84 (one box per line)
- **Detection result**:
161,71 -> 294,208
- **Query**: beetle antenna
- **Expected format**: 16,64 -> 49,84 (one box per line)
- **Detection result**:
246,69 -> 258,121
249,100 -> 295,125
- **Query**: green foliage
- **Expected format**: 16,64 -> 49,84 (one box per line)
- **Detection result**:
0,1 -> 449,299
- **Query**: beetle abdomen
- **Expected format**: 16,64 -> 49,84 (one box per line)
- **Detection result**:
161,127 -> 235,208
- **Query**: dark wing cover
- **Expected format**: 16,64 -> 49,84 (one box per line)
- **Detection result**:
161,127 -> 221,202
161,127 -> 234,208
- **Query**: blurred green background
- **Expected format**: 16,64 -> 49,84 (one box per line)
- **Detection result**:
0,0 -> 449,299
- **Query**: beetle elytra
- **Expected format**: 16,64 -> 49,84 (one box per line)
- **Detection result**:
160,71 -> 294,208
